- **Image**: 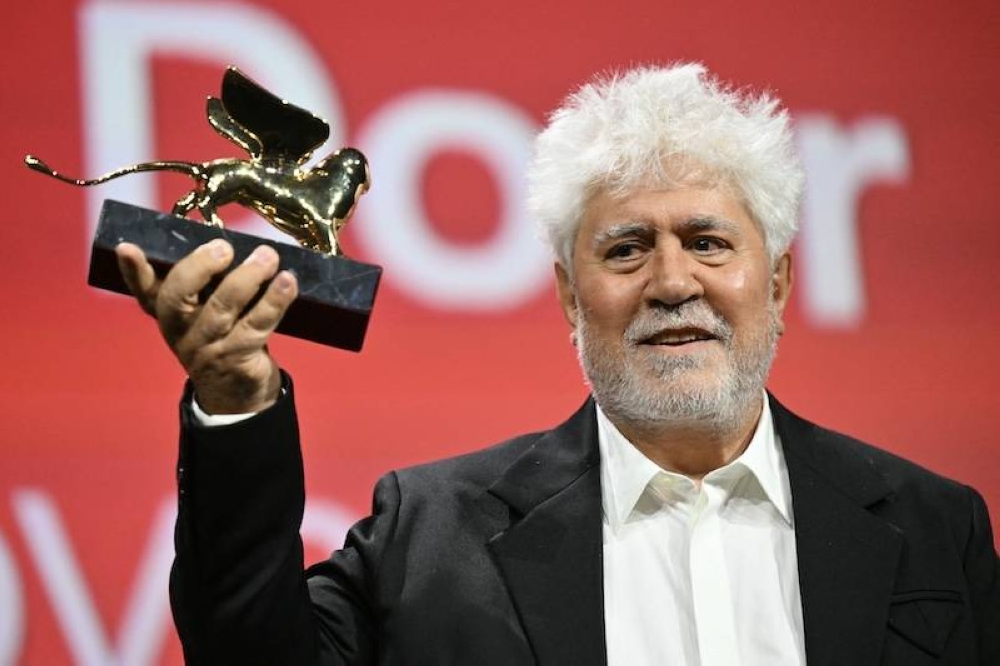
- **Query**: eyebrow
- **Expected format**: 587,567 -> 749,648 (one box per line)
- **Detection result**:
592,221 -> 652,246
591,216 -> 742,245
679,215 -> 742,236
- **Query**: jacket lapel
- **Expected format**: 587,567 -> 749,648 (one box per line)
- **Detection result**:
487,400 -> 607,666
771,397 -> 903,666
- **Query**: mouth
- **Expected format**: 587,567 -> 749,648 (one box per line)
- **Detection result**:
640,327 -> 718,347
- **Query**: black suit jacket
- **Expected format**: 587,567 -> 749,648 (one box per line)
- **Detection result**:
171,381 -> 999,665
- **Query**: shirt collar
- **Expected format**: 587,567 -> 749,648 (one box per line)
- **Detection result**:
596,406 -> 662,531
597,394 -> 794,533
727,394 -> 793,526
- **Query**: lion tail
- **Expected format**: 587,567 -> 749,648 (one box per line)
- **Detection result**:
24,155 -> 203,186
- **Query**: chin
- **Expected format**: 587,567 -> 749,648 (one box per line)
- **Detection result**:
576,319 -> 776,432
593,356 -> 765,430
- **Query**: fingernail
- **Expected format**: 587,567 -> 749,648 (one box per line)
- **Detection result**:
274,271 -> 293,293
206,239 -> 230,260
245,245 -> 275,266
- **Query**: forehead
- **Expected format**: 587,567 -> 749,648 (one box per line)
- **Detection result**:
577,185 -> 762,242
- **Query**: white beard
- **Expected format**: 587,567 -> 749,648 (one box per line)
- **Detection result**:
575,297 -> 779,434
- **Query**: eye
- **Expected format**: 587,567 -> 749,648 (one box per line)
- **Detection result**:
688,236 -> 729,255
605,241 -> 646,262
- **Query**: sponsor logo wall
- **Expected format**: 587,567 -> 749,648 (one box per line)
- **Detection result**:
1,1 -> 997,662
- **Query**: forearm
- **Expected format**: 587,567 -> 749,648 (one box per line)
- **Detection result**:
170,373 -> 320,665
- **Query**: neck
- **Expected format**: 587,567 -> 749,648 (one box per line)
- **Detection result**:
606,394 -> 764,480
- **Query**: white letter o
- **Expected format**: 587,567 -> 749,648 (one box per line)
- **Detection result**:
355,92 -> 549,310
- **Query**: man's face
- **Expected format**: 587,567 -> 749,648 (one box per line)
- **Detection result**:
555,185 -> 792,430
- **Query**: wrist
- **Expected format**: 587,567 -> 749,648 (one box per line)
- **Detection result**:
192,365 -> 282,415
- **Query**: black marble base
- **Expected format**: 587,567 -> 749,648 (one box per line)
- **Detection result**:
89,200 -> 381,351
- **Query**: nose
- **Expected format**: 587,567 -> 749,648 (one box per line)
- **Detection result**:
644,240 -> 704,306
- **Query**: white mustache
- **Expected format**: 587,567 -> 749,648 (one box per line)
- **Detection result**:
624,302 -> 732,344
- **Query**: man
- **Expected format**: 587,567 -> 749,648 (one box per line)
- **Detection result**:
117,64 -> 999,665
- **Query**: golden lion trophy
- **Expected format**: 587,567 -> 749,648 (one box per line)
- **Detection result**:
25,67 -> 381,351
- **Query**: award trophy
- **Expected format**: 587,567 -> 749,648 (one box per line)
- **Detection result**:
25,67 -> 380,351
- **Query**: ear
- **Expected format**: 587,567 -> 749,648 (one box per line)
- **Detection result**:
771,252 -> 793,334
554,262 -> 579,329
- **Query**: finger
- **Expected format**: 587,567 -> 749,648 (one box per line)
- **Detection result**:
188,245 -> 282,346
234,269 -> 298,344
115,243 -> 159,316
157,239 -> 234,339
173,269 -> 295,387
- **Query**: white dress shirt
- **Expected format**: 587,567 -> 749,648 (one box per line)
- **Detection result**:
598,396 -> 806,666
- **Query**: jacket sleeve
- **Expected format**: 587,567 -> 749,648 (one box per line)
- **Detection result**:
169,374 -> 395,665
963,485 -> 1000,664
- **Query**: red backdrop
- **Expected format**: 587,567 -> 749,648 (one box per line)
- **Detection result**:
1,1 -> 998,663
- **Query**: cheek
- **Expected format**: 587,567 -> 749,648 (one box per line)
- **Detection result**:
706,265 -> 773,322
576,275 -> 644,327
717,259 -> 758,292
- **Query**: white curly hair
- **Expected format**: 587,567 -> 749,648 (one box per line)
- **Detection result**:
527,63 -> 804,267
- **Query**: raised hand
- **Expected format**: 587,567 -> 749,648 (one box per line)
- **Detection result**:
115,239 -> 298,414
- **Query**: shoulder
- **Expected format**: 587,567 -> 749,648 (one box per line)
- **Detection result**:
820,420 -> 964,493
390,430 -> 547,496
388,398 -> 597,499
771,395 -> 982,528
